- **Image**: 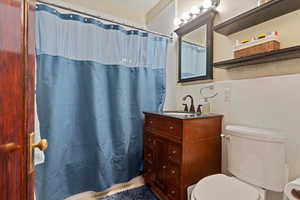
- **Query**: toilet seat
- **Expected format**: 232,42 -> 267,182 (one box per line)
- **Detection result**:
191,174 -> 260,200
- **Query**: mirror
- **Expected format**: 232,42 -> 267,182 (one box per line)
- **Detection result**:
181,25 -> 207,79
175,10 -> 216,83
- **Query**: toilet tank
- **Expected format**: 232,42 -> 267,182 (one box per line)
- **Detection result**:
225,125 -> 287,192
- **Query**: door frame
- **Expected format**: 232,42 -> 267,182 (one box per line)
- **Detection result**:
25,0 -> 37,199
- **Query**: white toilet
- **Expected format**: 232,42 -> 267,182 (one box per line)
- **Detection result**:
191,125 -> 287,200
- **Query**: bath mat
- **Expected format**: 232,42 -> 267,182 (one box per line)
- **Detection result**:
97,186 -> 159,200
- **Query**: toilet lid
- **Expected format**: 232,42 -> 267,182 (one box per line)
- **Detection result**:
192,174 -> 260,200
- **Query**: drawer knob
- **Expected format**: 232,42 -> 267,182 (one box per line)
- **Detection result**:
171,170 -> 176,174
169,126 -> 174,130
149,121 -> 153,124
162,165 -> 166,169
171,190 -> 175,194
172,150 -> 177,154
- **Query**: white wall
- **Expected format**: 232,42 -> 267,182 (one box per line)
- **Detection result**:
52,0 -> 160,24
147,2 -> 178,111
41,0 -> 147,29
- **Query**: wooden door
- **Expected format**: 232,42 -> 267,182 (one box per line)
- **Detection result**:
0,0 -> 36,199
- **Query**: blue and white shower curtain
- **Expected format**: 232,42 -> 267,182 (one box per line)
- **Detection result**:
35,5 -> 168,200
181,41 -> 206,78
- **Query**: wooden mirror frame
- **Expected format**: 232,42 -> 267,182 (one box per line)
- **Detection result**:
175,9 -> 217,83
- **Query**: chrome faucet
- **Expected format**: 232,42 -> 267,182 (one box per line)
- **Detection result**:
182,95 -> 195,113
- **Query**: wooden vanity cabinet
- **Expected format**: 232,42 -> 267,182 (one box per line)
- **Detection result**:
143,112 -> 223,200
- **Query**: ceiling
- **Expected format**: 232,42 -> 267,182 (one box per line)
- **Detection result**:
58,0 -> 161,24
110,0 -> 161,14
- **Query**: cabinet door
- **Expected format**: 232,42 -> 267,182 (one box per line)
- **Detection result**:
153,137 -> 168,191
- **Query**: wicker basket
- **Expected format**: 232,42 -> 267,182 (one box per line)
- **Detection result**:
234,40 -> 280,58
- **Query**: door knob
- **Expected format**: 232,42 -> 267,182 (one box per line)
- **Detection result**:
32,139 -> 48,151
29,133 -> 48,173
0,143 -> 21,153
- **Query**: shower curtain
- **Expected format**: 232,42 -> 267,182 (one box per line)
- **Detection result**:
35,4 -> 168,200
181,41 -> 206,78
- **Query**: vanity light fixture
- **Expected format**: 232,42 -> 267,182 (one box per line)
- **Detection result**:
181,12 -> 192,22
203,0 -> 213,9
173,0 -> 220,27
173,17 -> 184,26
191,5 -> 201,15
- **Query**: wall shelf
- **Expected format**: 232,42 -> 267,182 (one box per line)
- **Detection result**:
214,0 -> 300,36
214,45 -> 300,69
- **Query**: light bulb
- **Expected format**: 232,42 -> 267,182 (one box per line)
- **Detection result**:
203,0 -> 212,9
173,17 -> 182,26
181,12 -> 191,21
191,5 -> 200,15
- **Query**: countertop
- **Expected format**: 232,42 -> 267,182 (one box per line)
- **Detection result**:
144,111 -> 223,120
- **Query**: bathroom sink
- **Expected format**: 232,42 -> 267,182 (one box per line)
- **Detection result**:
163,111 -> 200,117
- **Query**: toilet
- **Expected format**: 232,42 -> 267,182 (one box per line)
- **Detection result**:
191,125 -> 287,200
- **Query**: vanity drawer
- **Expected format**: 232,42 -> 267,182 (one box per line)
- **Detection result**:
145,116 -> 159,129
144,147 -> 154,165
167,184 -> 180,200
161,121 -> 181,137
145,116 -> 182,138
144,163 -> 155,183
166,164 -> 180,185
168,143 -> 182,164
144,133 -> 155,149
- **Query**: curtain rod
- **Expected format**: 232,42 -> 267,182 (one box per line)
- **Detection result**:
36,0 -> 173,40
182,40 -> 206,48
